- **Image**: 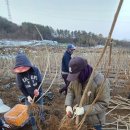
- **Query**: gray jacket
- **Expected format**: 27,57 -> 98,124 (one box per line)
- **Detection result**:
65,72 -> 110,125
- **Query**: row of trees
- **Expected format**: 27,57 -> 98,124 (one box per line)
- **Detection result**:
0,16 -> 129,47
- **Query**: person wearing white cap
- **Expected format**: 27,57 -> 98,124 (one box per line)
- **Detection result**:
0,99 -> 10,130
59,43 -> 76,95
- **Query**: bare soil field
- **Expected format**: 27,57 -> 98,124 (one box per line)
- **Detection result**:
0,82 -> 66,130
0,45 -> 130,130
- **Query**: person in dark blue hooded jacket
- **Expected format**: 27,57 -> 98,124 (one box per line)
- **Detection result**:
59,44 -> 76,95
13,52 -> 43,103
13,52 -> 44,130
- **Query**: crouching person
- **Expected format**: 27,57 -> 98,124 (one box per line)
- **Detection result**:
65,57 -> 110,130
13,52 -> 44,130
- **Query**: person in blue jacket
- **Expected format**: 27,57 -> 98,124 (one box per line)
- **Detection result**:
59,44 -> 76,95
13,52 -> 44,130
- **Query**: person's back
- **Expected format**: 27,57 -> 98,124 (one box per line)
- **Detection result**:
61,51 -> 71,73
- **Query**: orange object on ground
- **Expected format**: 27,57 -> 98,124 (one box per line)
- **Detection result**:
4,104 -> 29,126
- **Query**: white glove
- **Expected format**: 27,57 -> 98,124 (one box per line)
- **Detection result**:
75,107 -> 84,116
66,106 -> 73,117
27,96 -> 33,103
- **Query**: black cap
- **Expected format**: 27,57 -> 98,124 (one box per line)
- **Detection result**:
67,57 -> 87,81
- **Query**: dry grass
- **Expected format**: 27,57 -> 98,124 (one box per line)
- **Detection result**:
28,103 -> 43,130
1,45 -> 130,103
0,45 -> 130,130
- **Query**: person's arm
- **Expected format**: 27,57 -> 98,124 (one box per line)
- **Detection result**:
83,79 -> 110,116
65,82 -> 75,117
65,82 -> 75,106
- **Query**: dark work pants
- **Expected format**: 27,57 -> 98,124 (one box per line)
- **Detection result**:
59,74 -> 70,95
94,125 -> 102,130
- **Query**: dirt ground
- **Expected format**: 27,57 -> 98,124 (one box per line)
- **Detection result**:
0,46 -> 130,130
1,80 -> 130,130
0,80 -> 67,130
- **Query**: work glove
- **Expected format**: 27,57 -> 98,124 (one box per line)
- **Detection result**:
3,123 -> 11,128
34,89 -> 39,97
2,120 -> 11,128
27,96 -> 33,103
74,107 -> 84,116
66,106 -> 73,118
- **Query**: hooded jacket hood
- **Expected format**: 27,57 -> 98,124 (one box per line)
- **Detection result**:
14,52 -> 32,69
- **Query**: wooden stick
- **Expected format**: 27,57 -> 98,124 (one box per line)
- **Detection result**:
32,25 -> 50,103
36,52 -> 58,103
105,104 -> 121,115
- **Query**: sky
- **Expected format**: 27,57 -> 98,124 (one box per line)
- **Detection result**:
0,0 -> 129,41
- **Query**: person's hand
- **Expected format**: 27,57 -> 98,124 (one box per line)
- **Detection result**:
3,123 -> 11,128
66,106 -> 73,118
27,96 -> 33,103
34,89 -> 39,97
2,120 -> 11,128
74,107 -> 84,116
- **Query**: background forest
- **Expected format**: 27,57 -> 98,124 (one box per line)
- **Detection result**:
0,16 -> 129,47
